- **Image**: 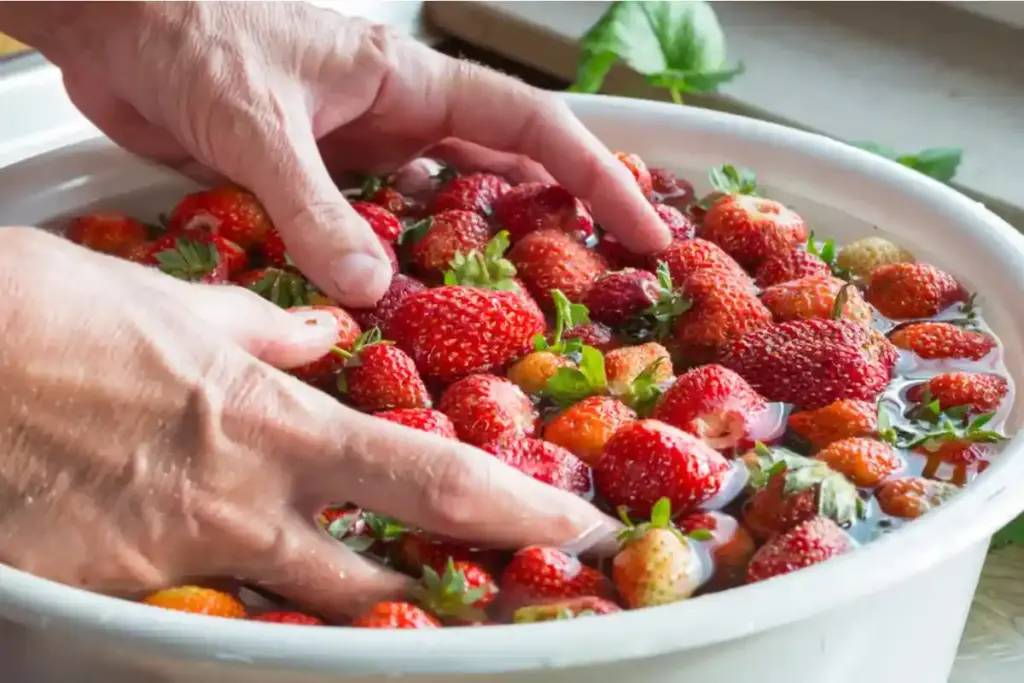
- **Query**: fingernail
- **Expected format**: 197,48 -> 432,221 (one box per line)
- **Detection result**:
330,253 -> 392,305
287,309 -> 340,345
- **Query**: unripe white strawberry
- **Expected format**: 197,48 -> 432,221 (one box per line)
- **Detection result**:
835,236 -> 915,279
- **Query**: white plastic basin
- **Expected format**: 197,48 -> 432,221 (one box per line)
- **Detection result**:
0,94 -> 1022,683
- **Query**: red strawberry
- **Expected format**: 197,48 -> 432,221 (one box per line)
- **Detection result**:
754,245 -> 831,288
286,305 -> 362,386
66,211 -> 148,256
787,399 -> 879,450
719,318 -> 898,410
481,436 -> 592,496
359,176 -> 413,217
650,168 -> 696,208
876,477 -> 960,519
652,364 -> 769,450
597,205 -> 694,270
761,276 -> 873,326
234,267 -> 334,308
338,336 -> 432,412
168,185 -> 273,249
906,372 -> 1008,414
350,274 -> 427,331
594,420 -> 731,517
746,516 -> 852,583
410,558 -> 498,624
385,286 -> 545,383
742,446 -> 863,540
654,203 -> 697,241
513,596 -> 621,623
816,437 -> 903,488
561,321 -> 620,353
439,374 -> 537,446
509,229 -> 608,310
700,195 -> 808,268
677,510 -> 755,591
865,263 -> 967,319
543,396 -> 637,467
351,602 -> 441,629
351,201 -> 403,243
251,611 -> 324,625
146,229 -> 240,283
583,269 -> 661,325
888,322 -> 996,361
672,269 -> 773,362
500,546 -> 614,609
261,228 -> 290,269
394,532 -> 490,575
492,183 -> 594,242
429,173 -> 511,216
612,498 -> 706,608
122,240 -> 156,264
374,408 -> 457,439
651,238 -> 751,290
615,151 -> 654,199
409,209 -> 492,279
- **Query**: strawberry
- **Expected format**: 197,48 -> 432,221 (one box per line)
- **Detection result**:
513,596 -> 621,623
651,238 -> 751,289
122,240 -> 156,264
351,602 -> 441,629
509,229 -> 608,310
561,321 -> 619,353
905,411 -> 1005,485
429,172 -> 511,216
672,269 -> 773,362
336,330 -> 432,412
835,236 -> 915,279
719,318 -> 898,410
492,183 -> 594,242
700,195 -> 808,268
499,546 -> 613,609
889,322 -> 996,361
746,516 -> 853,584
408,209 -> 492,279
439,374 -> 537,446
865,262 -> 968,319
543,396 -> 637,467
393,532 -> 490,575
260,228 -> 290,269
787,399 -> 879,450
612,498 -> 707,608
754,245 -> 831,288
358,175 -> 413,217
605,342 -> 674,397
509,289 -> 588,394
142,586 -> 246,619
65,211 -> 148,256
615,151 -> 654,199
654,204 -> 698,242
410,558 -> 498,624
761,276 -> 873,326
481,436 -> 592,496
146,229 -> 240,283
650,168 -> 696,208
742,445 -> 864,540
251,611 -> 324,625
876,477 -> 960,519
651,364 -> 769,451
374,408 -> 457,438
168,185 -> 272,249
350,274 -> 427,331
599,205 -> 697,268
286,305 -> 362,386
507,351 -> 575,395
351,200 -> 403,243
594,419 -> 731,517
385,286 -> 545,383
235,267 -> 334,308
318,506 -> 384,554
815,437 -> 903,488
583,269 -> 661,325
906,372 -> 1009,414
677,510 -> 755,591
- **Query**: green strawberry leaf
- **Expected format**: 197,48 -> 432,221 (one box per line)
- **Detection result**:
398,217 -> 433,247
155,237 -> 220,281
635,262 -> 692,339
807,231 -> 854,281
707,164 -> 757,196
362,513 -> 407,542
543,345 -> 607,408
687,528 -> 714,542
541,289 -> 591,355
443,230 -> 520,292
851,142 -> 963,183
620,357 -> 667,416
572,1 -> 740,103
358,174 -> 385,200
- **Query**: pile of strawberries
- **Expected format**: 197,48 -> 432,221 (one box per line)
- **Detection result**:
66,152 -> 1012,629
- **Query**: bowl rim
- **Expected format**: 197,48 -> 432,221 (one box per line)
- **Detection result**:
1,92 -> 1023,675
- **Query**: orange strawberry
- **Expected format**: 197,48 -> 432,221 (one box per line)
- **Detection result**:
906,372 -> 1009,414
408,209 -> 492,279
493,182 -> 594,242
373,408 -> 458,438
701,195 -> 808,268
865,262 -> 967,319
543,396 -> 637,467
429,172 -> 511,216
513,596 -> 621,623
615,151 -> 654,199
439,374 -> 537,446
65,211 -> 148,256
286,305 -> 361,386
351,602 -> 441,629
168,185 -> 272,249
507,351 -> 574,394
336,330 -> 432,412
746,516 -> 852,583
605,342 -> 674,396
787,399 -> 879,450
815,437 -> 903,488
251,611 -> 324,625
508,229 -> 608,310
500,546 -> 614,610
905,411 -> 1006,485
876,477 -> 960,519
142,586 -> 246,619
888,322 -> 996,361
672,269 -> 773,362
677,510 -> 755,591
760,276 -> 872,325
351,200 -> 402,243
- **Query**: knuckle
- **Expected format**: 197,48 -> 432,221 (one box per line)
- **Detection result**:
419,450 -> 491,530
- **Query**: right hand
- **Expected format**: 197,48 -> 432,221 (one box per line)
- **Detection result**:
0,228 -> 618,619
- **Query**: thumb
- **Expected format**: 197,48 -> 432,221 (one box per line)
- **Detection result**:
185,284 -> 342,369
228,121 -> 393,308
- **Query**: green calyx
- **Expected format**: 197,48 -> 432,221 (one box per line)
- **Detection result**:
398,216 -> 433,247
947,293 -> 981,331
807,231 -> 853,281
904,411 -> 1005,452
707,163 -> 757,196
154,237 -> 220,281
362,512 -> 407,542
442,230 -> 521,292
324,511 -> 376,553
542,344 -> 607,409
617,357 -> 668,416
830,283 -> 855,320
334,327 -> 393,393
409,557 -> 490,622
357,174 -> 387,200
244,268 -> 326,309
615,497 -> 703,547
632,262 -> 692,340
534,289 -> 590,356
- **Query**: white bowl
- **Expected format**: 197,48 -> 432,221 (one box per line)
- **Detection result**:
1,94 -> 1023,683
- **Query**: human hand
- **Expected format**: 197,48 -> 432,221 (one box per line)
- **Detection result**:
0,228 -> 618,619
3,1 -> 669,308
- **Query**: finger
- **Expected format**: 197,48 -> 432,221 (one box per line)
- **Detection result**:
215,110 -> 393,308
245,517 -> 411,621
292,409 -> 621,555
417,51 -> 670,253
425,139 -> 555,185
